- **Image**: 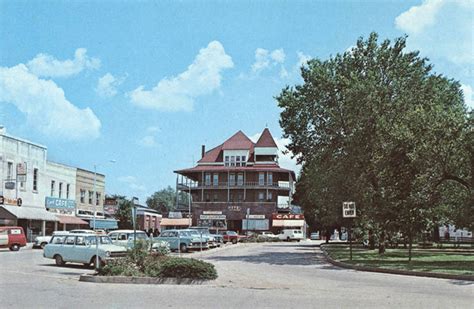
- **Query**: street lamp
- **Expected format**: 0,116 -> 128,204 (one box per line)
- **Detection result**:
132,196 -> 139,248
93,160 -> 116,271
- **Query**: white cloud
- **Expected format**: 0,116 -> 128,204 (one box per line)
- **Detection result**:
27,48 -> 100,78
249,133 -> 300,176
395,0 -> 444,34
251,48 -> 286,74
0,64 -> 101,140
461,84 -> 473,110
395,0 -> 473,64
138,135 -> 158,148
96,73 -> 125,98
130,41 -> 233,111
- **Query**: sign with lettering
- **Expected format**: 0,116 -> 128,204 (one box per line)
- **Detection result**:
203,211 -> 222,215
104,198 -> 118,206
247,214 -> 265,219
4,182 -> 15,190
45,197 -> 76,210
342,202 -> 356,218
16,163 -> 27,175
227,205 -> 241,211
272,214 -> 304,220
0,196 -> 21,206
200,214 -> 226,220
169,211 -> 183,219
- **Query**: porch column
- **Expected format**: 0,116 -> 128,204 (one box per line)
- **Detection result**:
54,221 -> 58,231
201,171 -> 204,201
243,171 -> 246,201
41,220 -> 46,236
227,171 -> 230,202
175,174 -> 179,207
63,223 -> 67,231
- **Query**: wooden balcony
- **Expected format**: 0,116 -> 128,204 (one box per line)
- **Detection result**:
178,181 -> 291,191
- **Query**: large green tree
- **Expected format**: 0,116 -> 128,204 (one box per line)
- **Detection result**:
277,33 -> 470,257
146,186 -> 176,213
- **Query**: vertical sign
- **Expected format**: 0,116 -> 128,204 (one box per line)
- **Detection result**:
342,202 -> 356,218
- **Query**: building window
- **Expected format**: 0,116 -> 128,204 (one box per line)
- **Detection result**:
224,156 -> 229,167
237,194 -> 243,202
51,180 -> 55,196
229,173 -> 235,186
241,156 -> 246,166
19,181 -> 25,191
33,168 -> 38,192
80,190 -> 85,203
258,172 -> 265,186
205,193 -> 210,202
236,156 -> 241,167
88,190 -> 93,204
258,192 -> 265,201
59,182 -> 63,198
237,173 -> 244,186
66,184 -> 70,199
96,192 -> 101,206
213,193 -> 218,202
267,191 -> 273,201
205,173 -> 211,186
230,156 -> 235,167
267,172 -> 273,186
213,173 -> 219,186
7,162 -> 13,180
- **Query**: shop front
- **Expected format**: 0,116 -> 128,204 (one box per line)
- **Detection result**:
271,213 -> 305,235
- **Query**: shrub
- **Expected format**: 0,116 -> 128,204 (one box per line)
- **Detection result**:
157,257 -> 217,280
99,258 -> 142,277
151,241 -> 171,256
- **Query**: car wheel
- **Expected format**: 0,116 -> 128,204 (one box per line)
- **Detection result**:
287,237 -> 291,242
40,242 -> 47,249
9,244 -> 20,251
91,256 -> 104,269
55,255 -> 65,266
180,243 -> 187,253
231,238 -> 237,244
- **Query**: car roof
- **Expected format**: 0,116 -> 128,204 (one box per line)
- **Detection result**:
108,230 -> 146,234
53,233 -> 107,237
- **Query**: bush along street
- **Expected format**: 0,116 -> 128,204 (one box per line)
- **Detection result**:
98,241 -> 217,280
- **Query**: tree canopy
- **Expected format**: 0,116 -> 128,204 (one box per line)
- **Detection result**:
277,32 -> 472,255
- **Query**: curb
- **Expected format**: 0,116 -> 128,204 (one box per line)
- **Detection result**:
320,244 -> 474,282
79,274 -> 211,285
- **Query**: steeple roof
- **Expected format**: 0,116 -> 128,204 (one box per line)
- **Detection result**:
255,128 -> 278,148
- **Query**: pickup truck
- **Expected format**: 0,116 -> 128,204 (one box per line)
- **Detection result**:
220,231 -> 245,244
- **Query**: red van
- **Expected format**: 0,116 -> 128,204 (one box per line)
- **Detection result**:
0,226 -> 27,251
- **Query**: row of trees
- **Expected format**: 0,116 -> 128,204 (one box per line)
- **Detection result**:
277,33 -> 472,259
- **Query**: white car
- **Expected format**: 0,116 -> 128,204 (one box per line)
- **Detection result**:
258,231 -> 278,239
108,230 -> 149,248
34,230 -> 97,249
277,229 -> 304,242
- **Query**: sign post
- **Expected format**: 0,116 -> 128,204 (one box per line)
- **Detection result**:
342,202 -> 356,261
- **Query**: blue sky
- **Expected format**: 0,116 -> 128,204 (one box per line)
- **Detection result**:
1,0 -> 472,202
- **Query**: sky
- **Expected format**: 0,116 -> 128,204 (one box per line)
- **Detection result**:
0,0 -> 472,202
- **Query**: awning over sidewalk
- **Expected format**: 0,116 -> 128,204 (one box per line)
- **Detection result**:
56,215 -> 88,225
160,218 -> 191,226
272,219 -> 305,227
0,205 -> 59,221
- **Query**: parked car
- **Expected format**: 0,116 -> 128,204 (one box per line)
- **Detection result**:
188,227 -> 220,248
220,231 -> 245,244
43,233 -> 127,267
154,229 -> 208,252
108,230 -> 149,248
277,229 -> 304,242
34,230 -> 100,249
209,231 -> 224,244
258,231 -> 278,239
0,226 -> 27,251
310,232 -> 320,240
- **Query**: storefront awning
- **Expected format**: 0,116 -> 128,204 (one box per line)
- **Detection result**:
161,218 -> 191,226
272,220 -> 305,227
56,215 -> 88,225
0,205 -> 59,221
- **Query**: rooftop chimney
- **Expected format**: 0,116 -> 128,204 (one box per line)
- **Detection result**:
201,145 -> 206,158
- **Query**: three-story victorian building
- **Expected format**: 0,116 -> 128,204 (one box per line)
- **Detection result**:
174,128 -> 296,232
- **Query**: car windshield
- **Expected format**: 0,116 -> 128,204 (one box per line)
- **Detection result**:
86,236 -> 113,245
227,231 -> 237,235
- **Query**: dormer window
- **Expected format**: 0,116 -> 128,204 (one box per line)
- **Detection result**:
225,156 -> 230,167
236,156 -> 241,167
241,156 -> 246,166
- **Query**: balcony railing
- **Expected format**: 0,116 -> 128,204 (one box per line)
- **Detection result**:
192,201 -> 291,208
178,181 -> 291,190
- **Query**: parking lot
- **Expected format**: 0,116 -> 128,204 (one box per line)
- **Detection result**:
0,241 -> 472,308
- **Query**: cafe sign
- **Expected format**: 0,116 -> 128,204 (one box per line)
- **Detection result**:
45,197 -> 76,210
272,214 -> 304,220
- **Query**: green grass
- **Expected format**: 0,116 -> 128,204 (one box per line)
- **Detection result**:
324,244 -> 474,276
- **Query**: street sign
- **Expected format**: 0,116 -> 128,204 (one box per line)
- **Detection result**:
16,163 -> 27,175
342,202 -> 356,218
5,182 -> 15,190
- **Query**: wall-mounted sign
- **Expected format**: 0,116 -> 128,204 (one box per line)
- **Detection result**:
0,196 -> 21,206
16,163 -> 27,175
203,211 -> 222,215
4,182 -> 15,190
272,214 -> 304,220
227,205 -> 241,211
104,198 -> 118,206
169,211 -> 183,219
247,214 -> 265,219
342,202 -> 356,218
200,214 -> 226,220
45,197 -> 76,210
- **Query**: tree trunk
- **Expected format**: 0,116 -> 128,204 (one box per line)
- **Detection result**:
369,229 -> 375,250
378,230 -> 386,255
408,232 -> 413,263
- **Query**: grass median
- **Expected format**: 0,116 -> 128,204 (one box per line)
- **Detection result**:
323,244 -> 474,276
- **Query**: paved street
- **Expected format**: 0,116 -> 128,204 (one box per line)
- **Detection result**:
0,241 -> 472,308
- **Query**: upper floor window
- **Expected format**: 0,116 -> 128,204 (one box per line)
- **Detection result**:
7,162 -> 13,180
237,173 -> 244,186
230,156 -> 235,167
66,184 -> 70,199
51,180 -> 55,197
258,192 -> 265,201
213,173 -> 219,186
267,191 -> 273,201
205,173 -> 211,186
80,189 -> 85,203
59,182 -> 63,198
258,172 -> 265,186
267,172 -> 273,186
96,192 -> 101,206
229,173 -> 235,186
241,156 -> 246,166
224,156 -> 229,167
88,190 -> 93,204
33,168 -> 38,192
213,193 -> 218,202
236,156 -> 241,167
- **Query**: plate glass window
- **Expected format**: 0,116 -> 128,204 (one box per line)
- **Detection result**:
237,173 -> 244,186
213,173 -> 219,186
33,168 -> 38,192
229,173 -> 235,186
205,173 -> 211,186
258,173 -> 265,186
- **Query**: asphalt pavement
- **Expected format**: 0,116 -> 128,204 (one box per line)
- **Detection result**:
0,241 -> 472,308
